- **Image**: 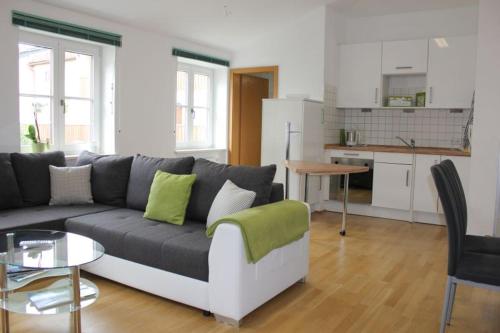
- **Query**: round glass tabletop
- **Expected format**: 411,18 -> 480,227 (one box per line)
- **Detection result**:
0,230 -> 104,269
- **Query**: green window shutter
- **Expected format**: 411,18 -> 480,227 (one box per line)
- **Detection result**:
172,48 -> 230,67
12,11 -> 122,47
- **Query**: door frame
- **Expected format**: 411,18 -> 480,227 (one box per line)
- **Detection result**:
228,66 -> 279,164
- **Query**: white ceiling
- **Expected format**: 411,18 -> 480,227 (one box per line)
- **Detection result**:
332,0 -> 478,17
36,0 -> 332,52
35,0 -> 478,52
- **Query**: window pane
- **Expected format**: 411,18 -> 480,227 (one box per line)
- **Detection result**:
64,99 -> 92,145
176,71 -> 188,106
19,96 -> 52,145
193,74 -> 209,108
19,44 -> 52,95
65,52 -> 92,98
176,106 -> 188,143
192,107 -> 208,142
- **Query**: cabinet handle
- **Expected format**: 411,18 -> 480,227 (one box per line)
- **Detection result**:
343,153 -> 360,157
429,86 -> 433,104
374,88 -> 379,104
405,169 -> 410,187
396,66 -> 413,70
321,108 -> 325,124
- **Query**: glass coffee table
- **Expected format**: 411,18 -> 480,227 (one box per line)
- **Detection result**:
0,230 -> 104,333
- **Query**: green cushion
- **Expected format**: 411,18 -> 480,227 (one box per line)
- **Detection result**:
144,171 -> 196,225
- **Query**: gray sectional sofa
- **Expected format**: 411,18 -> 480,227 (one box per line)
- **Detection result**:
0,150 -> 309,326
0,151 -> 281,281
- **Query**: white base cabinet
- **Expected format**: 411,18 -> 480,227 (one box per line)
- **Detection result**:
413,154 -> 470,220
372,153 -> 412,210
413,155 -> 441,213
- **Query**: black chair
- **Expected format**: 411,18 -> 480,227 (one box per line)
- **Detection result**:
431,161 -> 500,333
440,159 -> 500,254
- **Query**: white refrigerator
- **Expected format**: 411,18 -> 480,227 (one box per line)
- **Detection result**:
261,98 -> 325,204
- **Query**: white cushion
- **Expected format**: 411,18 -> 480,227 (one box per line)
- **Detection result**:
206,180 -> 256,228
49,165 -> 93,205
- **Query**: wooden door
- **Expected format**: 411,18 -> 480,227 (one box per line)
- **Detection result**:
233,75 -> 269,166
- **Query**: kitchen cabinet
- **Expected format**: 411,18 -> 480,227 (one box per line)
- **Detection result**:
372,153 -> 412,210
337,42 -> 382,108
438,156 -> 470,214
382,39 -> 428,75
414,155 -> 440,213
412,154 -> 470,215
426,35 -> 477,108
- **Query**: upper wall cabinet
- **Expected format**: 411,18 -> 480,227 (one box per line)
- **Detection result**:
337,42 -> 382,108
426,35 -> 477,109
382,39 -> 428,75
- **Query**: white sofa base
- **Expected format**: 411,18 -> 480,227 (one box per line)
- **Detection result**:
82,205 -> 310,326
83,254 -> 210,311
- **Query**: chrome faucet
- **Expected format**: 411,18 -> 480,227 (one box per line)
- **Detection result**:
396,136 -> 415,150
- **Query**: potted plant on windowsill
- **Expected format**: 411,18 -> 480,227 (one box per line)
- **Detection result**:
25,102 -> 49,153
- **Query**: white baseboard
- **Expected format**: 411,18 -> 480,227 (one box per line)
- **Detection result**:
323,200 -> 446,225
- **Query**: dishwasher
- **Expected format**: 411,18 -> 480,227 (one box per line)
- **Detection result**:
330,154 -> 374,204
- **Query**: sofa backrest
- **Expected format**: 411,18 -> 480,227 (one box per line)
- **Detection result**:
126,154 -> 195,211
11,151 -> 66,207
186,158 -> 277,223
0,153 -> 23,210
75,151 -> 133,207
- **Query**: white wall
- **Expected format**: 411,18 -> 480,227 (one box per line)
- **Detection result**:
0,0 -> 231,159
468,0 -> 500,236
340,6 -> 478,44
232,7 -> 326,101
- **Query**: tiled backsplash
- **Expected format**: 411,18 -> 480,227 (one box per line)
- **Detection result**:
329,108 -> 471,148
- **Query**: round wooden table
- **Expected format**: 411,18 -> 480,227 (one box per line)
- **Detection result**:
285,160 -> 369,236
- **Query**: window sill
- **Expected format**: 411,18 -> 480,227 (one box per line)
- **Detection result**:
175,148 -> 227,154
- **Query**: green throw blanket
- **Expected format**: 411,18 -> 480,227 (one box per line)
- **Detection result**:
206,200 -> 309,263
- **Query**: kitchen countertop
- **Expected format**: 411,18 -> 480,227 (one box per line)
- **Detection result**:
324,144 -> 471,157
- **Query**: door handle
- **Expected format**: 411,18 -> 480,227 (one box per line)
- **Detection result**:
406,169 -> 410,187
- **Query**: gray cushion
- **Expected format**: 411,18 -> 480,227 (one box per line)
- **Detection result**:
65,209 -> 212,281
0,204 -> 116,232
76,151 -> 133,207
126,155 -> 195,211
11,151 -> 66,206
186,159 -> 276,222
0,154 -> 23,210
269,183 -> 284,203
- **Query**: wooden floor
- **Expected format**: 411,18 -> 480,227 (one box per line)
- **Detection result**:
8,212 -> 500,332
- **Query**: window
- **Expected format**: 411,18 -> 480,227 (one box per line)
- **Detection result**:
176,63 -> 213,149
19,31 -> 100,154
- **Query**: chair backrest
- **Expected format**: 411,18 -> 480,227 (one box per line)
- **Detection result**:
431,162 -> 465,276
441,159 -> 468,232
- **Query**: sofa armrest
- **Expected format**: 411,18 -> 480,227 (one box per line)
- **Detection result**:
208,202 -> 310,322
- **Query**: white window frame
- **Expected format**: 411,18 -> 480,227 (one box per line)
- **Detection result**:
176,62 -> 214,149
19,31 -> 101,154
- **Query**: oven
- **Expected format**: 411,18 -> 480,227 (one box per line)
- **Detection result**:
329,156 -> 374,204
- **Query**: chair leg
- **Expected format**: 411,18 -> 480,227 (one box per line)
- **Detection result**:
446,281 -> 457,325
440,276 -> 453,333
